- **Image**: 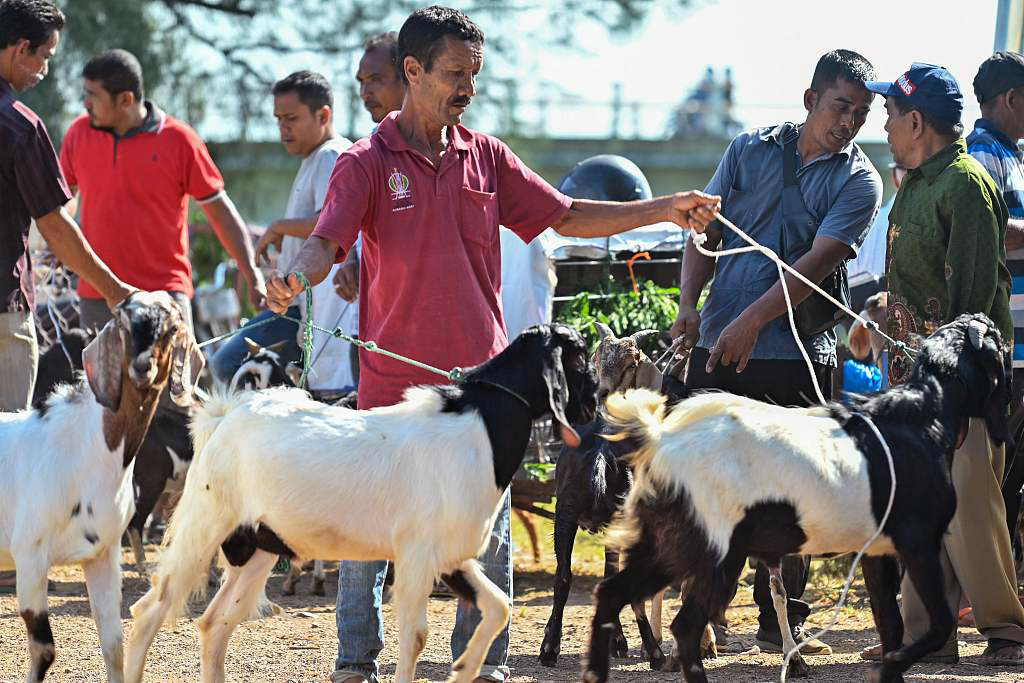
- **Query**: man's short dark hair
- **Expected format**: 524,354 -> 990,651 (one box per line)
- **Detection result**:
892,94 -> 964,138
364,31 -> 399,71
272,70 -> 333,112
0,0 -> 65,51
82,49 -> 144,101
810,49 -> 876,92
397,6 -> 484,85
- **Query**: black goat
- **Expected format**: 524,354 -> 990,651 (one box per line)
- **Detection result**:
539,325 -> 675,669
584,314 -> 1013,683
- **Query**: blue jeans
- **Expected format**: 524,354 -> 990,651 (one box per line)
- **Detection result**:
335,494 -> 512,682
209,307 -> 301,384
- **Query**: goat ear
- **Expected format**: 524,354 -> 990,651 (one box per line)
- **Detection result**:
169,328 -> 205,407
983,342 -> 1014,448
635,355 -> 663,391
83,321 -> 125,411
544,345 -> 581,448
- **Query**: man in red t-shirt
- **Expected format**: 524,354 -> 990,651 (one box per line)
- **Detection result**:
266,8 -> 718,683
59,49 -> 264,332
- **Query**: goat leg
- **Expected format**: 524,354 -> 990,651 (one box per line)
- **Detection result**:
539,501 -> 580,666
862,555 -> 904,658
312,559 -> 326,596
629,597 -> 666,669
513,507 -> 542,563
83,545 -> 126,683
767,564 -> 810,678
16,553 -> 56,683
870,551 -> 953,683
584,558 -> 671,683
605,548 -> 630,658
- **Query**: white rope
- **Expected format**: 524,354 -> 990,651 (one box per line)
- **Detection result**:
689,213 -> 899,681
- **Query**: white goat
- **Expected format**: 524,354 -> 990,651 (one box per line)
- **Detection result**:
124,324 -> 597,683
0,291 -> 202,682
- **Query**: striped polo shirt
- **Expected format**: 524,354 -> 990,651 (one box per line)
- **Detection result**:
968,118 -> 1024,367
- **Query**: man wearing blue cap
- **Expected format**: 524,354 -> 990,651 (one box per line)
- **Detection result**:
861,63 -> 1024,667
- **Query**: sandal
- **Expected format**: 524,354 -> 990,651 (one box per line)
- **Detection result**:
980,640 -> 1024,666
328,671 -> 369,683
958,606 -> 975,627
860,642 -> 957,664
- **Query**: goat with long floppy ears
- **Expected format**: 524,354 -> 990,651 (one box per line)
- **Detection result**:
584,314 -> 1012,683
125,324 -> 597,683
0,291 -> 203,683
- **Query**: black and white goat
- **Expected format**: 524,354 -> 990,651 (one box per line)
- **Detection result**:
124,324 -> 597,683
540,324 -> 679,669
583,314 -> 1013,683
0,292 -> 202,682
228,337 -> 325,596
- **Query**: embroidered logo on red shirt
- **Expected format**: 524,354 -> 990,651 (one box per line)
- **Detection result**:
388,168 -> 414,211
897,73 -> 916,96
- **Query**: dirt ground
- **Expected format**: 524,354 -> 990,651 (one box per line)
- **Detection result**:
2,520 -> 1022,683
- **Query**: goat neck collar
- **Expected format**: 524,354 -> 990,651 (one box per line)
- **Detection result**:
461,378 -> 532,410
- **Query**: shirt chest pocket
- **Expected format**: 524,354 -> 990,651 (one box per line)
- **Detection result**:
889,219 -> 944,279
459,187 -> 499,247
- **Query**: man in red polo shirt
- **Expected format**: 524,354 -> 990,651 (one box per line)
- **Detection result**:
266,8 -> 718,683
60,49 -> 264,332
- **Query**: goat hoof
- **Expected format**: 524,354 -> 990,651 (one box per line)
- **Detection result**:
787,656 -> 811,678
610,632 -> 629,659
313,580 -> 325,596
865,666 -> 902,683
658,655 -> 681,672
538,651 -> 558,667
581,669 -> 605,683
702,643 -> 718,660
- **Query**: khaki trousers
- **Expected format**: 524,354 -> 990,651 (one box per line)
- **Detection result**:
0,310 -> 38,411
901,418 -> 1024,652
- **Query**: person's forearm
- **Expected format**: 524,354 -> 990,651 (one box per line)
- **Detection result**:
679,229 -> 720,307
35,207 -> 129,305
552,198 -> 669,238
289,236 -> 339,288
203,196 -> 260,284
741,238 -> 850,328
270,214 -> 320,239
1007,218 -> 1024,251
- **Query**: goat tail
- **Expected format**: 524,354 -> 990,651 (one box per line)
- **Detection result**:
603,388 -> 668,470
189,388 -> 237,457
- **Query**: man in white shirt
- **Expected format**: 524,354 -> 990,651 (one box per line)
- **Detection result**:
212,71 -> 354,390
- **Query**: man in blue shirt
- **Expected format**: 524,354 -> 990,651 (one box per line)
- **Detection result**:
671,49 -> 882,654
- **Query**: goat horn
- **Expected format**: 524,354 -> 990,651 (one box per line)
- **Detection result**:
969,320 -> 988,350
629,329 -> 661,345
595,322 -> 615,341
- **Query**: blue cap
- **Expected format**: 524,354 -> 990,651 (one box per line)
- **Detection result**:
865,63 -> 964,123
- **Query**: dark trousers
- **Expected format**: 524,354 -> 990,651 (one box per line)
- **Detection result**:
684,345 -> 833,632
1003,369 -> 1024,558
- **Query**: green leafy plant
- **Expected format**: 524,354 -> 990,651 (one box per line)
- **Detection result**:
554,278 -> 681,351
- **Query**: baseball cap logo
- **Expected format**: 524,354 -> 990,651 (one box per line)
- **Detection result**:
897,73 -> 917,96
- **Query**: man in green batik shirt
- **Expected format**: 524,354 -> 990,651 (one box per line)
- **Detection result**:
860,63 -> 1024,668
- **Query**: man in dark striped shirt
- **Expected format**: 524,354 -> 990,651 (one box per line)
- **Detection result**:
0,0 -> 131,412
967,51 -> 1024,587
